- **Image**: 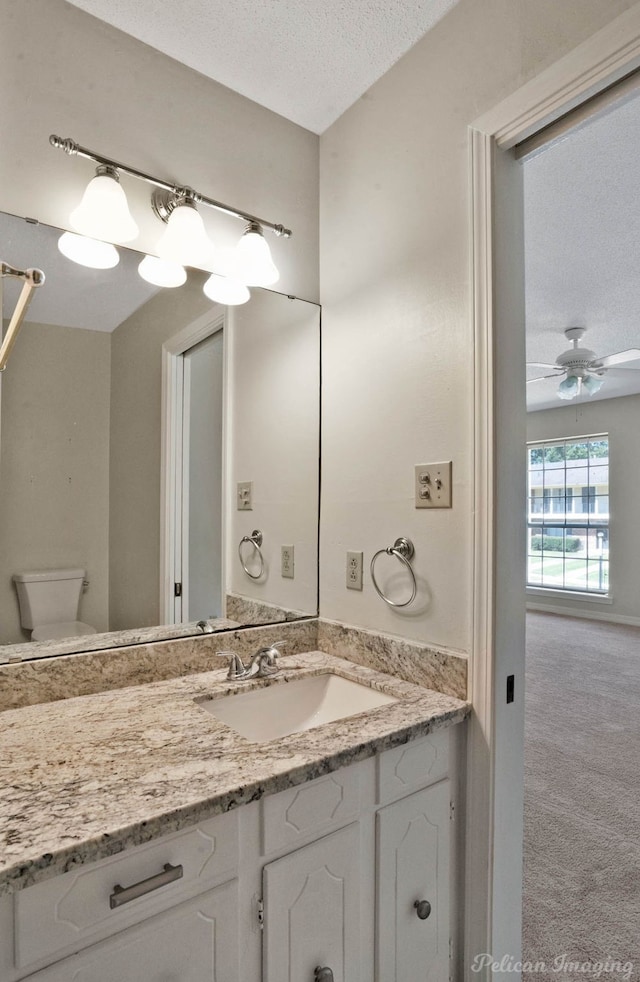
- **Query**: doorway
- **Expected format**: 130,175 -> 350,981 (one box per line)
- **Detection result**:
160,309 -> 226,625
182,330 -> 224,621
519,84 -> 640,974
467,10 -> 640,971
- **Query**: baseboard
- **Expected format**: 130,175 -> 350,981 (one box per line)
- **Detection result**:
527,602 -> 640,627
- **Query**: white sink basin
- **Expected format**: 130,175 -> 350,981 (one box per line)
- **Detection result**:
196,672 -> 398,743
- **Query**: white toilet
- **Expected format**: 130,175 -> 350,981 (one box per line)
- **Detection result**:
12,568 -> 97,641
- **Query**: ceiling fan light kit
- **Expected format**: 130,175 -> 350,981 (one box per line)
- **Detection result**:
526,326 -> 640,402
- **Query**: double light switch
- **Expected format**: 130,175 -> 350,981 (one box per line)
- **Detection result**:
415,462 -> 452,508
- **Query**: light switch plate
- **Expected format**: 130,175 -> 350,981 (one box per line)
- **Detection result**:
415,461 -> 452,508
237,481 -> 252,511
281,545 -> 294,579
346,550 -> 363,590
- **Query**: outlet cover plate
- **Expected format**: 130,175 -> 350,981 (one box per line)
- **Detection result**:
346,550 -> 363,590
415,461 -> 452,508
281,545 -> 294,579
237,481 -> 252,511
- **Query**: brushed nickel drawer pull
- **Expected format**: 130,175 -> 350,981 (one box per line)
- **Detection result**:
110,862 -> 183,909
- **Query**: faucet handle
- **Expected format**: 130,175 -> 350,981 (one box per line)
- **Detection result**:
270,640 -> 287,655
216,650 -> 248,680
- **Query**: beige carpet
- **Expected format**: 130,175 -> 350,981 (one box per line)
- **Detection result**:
523,611 -> 640,981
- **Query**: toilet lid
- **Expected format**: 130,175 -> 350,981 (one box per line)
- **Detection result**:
31,621 -> 97,641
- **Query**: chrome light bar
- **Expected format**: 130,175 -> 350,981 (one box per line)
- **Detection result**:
49,135 -> 292,239
0,264 -> 45,372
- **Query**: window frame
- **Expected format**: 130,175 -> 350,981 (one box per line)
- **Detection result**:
526,434 -> 610,598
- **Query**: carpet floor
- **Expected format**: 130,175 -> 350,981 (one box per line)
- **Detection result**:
523,611 -> 640,981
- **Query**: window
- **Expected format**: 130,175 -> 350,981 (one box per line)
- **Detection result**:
527,436 -> 609,595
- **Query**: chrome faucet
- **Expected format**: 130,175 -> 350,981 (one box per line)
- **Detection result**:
216,641 -> 287,681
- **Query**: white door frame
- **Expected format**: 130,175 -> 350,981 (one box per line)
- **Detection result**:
160,308 -> 226,624
468,5 -> 640,974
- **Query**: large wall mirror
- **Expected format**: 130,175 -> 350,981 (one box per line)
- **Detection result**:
0,211 -> 320,661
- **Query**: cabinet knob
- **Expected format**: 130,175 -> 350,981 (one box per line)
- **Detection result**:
314,968 -> 334,982
414,899 -> 432,920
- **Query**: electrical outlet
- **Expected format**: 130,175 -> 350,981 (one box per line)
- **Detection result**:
237,481 -> 252,511
346,550 -> 363,591
281,545 -> 295,579
415,461 -> 452,508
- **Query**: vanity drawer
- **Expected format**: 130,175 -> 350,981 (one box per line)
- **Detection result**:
261,762 -> 362,855
377,730 -> 449,804
15,810 -> 238,969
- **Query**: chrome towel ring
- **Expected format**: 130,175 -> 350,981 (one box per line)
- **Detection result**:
370,537 -> 417,608
239,529 -> 264,579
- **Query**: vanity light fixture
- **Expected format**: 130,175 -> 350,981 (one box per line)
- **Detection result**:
70,166 -> 139,244
0,263 -> 45,372
138,255 -> 187,289
233,221 -> 280,287
203,272 -> 251,306
57,231 -> 120,269
152,190 -> 215,269
50,135 -> 292,296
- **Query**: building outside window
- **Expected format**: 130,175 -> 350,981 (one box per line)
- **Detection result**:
527,436 -> 609,594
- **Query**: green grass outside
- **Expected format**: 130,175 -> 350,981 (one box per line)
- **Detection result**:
527,555 -> 609,592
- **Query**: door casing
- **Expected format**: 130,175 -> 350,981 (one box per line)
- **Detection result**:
467,6 -> 640,974
160,309 -> 227,624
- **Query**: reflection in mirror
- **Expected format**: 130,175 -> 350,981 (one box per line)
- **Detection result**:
0,212 -> 320,661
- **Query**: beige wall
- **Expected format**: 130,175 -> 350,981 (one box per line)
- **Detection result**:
0,323 -> 110,641
228,292 -> 320,614
0,0 -> 319,302
318,0 -> 636,653
109,276 -> 212,630
527,394 -> 640,624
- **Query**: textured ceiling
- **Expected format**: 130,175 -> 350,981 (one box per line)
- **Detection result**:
65,0 -> 460,133
525,89 -> 640,412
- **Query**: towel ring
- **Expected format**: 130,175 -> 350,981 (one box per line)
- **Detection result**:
370,537 -> 417,608
239,529 -> 264,579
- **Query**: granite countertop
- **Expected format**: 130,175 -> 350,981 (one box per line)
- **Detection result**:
0,651 -> 469,896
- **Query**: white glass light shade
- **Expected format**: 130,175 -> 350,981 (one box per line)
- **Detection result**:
233,225 -> 279,287
138,255 -> 187,288
70,172 -> 139,244
557,375 -> 580,400
203,273 -> 250,306
583,374 -> 604,396
156,201 -> 215,268
58,231 -> 119,269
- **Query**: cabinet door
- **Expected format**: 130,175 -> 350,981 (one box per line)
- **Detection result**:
21,879 -> 238,982
263,823 -> 361,982
376,779 -> 450,982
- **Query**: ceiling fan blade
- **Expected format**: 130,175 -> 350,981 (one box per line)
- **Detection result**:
592,348 -> 640,369
595,365 -> 640,372
526,372 -> 563,383
526,361 -> 560,370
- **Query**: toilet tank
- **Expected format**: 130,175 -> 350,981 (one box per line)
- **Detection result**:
12,568 -> 86,630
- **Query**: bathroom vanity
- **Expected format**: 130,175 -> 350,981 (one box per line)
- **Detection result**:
0,650 -> 469,982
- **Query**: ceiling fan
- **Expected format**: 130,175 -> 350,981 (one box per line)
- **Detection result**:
527,327 -> 640,400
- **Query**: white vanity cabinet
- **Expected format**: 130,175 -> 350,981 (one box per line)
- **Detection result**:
262,824 -> 362,982
6,726 -> 461,982
376,781 -> 451,982
15,880 -> 238,982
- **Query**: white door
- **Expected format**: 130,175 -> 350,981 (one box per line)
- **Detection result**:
262,823 -> 362,982
376,779 -> 450,982
182,330 -> 224,621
